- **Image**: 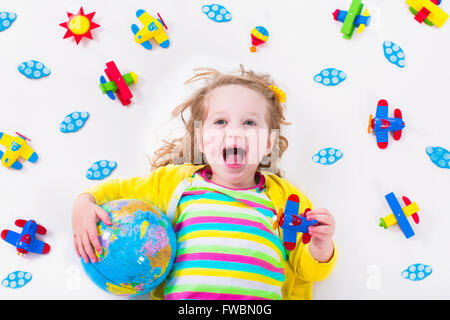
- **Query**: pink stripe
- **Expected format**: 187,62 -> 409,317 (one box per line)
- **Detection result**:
165,291 -> 270,300
182,190 -> 209,196
174,216 -> 273,233
236,198 -> 276,215
174,252 -> 284,274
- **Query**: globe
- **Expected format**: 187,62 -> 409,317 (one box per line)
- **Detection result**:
81,199 -> 177,297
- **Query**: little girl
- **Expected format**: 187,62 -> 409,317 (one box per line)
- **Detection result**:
72,66 -> 336,300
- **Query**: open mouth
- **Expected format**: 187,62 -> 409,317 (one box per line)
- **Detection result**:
222,146 -> 246,167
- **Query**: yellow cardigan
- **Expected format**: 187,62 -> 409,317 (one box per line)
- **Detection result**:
84,163 -> 337,300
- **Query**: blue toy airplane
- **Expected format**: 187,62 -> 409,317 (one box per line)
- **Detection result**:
273,194 -> 318,251
0,132 -> 38,170
1,219 -> 50,256
368,99 -> 405,149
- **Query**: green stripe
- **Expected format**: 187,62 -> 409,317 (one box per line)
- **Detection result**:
164,283 -> 281,300
176,245 -> 283,269
176,209 -> 274,231
184,185 -> 274,209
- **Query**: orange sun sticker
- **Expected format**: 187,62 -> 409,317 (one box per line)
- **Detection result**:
59,7 -> 100,45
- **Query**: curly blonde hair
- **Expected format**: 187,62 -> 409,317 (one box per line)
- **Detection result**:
150,65 -> 290,177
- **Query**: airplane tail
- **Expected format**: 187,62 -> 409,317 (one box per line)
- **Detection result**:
393,130 -> 402,140
36,224 -> 47,235
393,108 -> 403,140
332,9 -> 340,21
402,196 -> 419,224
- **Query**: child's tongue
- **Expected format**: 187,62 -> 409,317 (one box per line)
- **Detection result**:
225,149 -> 244,165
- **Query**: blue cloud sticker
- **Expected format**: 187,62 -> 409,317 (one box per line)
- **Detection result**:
202,4 -> 232,22
60,111 -> 89,133
0,12 -> 17,32
312,147 -> 343,165
86,160 -> 117,180
426,146 -> 450,169
2,271 -> 32,289
314,68 -> 346,86
18,60 -> 51,79
383,41 -> 406,68
401,263 -> 432,281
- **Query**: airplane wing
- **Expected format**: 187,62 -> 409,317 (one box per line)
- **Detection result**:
105,61 -> 132,105
29,239 -> 50,254
285,194 -> 300,216
1,229 -> 20,247
385,192 -> 415,239
20,144 -> 38,163
375,100 -> 389,118
136,9 -> 156,28
0,132 -> 14,148
282,229 -> 297,250
375,130 -> 389,149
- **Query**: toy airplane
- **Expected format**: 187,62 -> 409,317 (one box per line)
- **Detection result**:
406,0 -> 448,27
368,99 -> 405,149
0,132 -> 38,170
99,61 -> 137,106
379,193 -> 420,239
273,194 -> 318,251
1,219 -> 51,255
333,0 -> 371,39
131,10 -> 170,50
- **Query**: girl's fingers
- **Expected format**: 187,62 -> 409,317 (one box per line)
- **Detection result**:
87,224 -> 102,254
76,233 -> 89,263
308,225 -> 334,237
95,207 -> 112,226
81,232 -> 97,263
307,213 -> 334,226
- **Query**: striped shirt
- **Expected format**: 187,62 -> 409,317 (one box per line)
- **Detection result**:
164,169 -> 286,300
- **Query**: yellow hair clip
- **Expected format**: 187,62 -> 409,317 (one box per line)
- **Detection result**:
269,85 -> 286,103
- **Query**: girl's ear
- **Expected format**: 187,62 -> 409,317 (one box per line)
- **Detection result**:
195,127 -> 204,153
265,130 -> 278,156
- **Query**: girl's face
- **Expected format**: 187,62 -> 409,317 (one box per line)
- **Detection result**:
196,85 -> 277,189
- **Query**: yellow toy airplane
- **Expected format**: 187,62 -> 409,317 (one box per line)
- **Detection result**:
379,193 -> 420,239
0,132 -> 38,170
406,0 -> 448,27
131,10 -> 170,50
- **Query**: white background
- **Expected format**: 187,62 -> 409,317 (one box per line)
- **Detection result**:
0,0 -> 449,299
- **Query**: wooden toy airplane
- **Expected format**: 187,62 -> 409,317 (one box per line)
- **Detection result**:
333,0 -> 371,39
99,61 -> 137,106
273,194 -> 318,251
0,132 -> 38,170
379,193 -> 420,239
368,99 -> 405,149
1,219 -> 50,255
131,10 -> 170,50
406,0 -> 448,27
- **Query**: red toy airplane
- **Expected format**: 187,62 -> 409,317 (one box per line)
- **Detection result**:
1,219 -> 50,255
99,61 -> 137,106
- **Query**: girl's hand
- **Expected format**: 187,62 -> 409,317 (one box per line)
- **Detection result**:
71,194 -> 112,263
306,208 -> 335,263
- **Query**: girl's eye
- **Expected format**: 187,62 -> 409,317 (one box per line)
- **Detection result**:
214,119 -> 226,125
244,120 -> 256,126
